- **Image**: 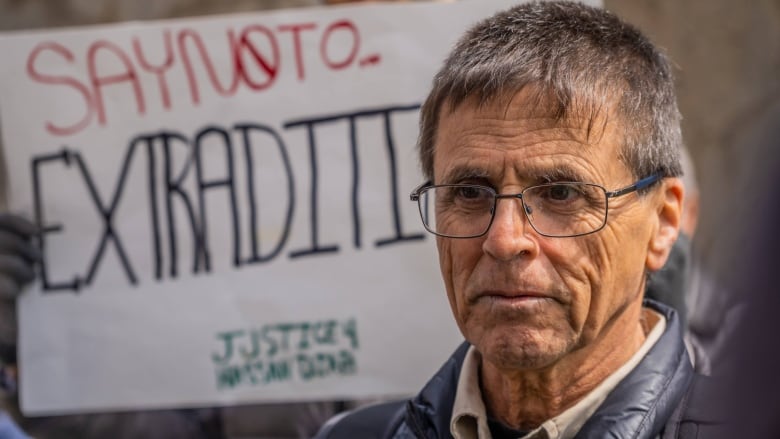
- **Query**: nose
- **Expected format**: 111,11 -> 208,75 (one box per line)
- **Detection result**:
481,196 -> 539,261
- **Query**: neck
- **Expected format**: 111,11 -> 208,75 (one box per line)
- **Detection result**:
479,302 -> 649,430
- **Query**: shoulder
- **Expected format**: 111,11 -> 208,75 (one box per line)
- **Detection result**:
316,341 -> 471,439
313,399 -> 407,439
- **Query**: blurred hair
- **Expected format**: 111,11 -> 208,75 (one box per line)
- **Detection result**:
418,1 -> 683,181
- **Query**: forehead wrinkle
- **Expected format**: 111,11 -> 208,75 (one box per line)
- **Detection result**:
483,92 -> 612,140
447,132 -> 597,163
434,95 -> 623,187
462,116 -> 594,142
449,125 -> 600,160
436,137 -> 602,185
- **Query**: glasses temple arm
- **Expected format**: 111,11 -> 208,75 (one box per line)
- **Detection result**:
606,174 -> 661,198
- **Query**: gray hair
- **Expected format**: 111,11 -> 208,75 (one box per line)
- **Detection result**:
418,1 -> 683,181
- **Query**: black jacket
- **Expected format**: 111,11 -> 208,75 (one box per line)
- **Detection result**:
317,300 -> 713,439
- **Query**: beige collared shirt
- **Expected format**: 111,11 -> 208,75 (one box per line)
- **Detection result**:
450,309 -> 666,439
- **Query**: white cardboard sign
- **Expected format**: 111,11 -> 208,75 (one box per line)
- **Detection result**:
0,0 -> 534,414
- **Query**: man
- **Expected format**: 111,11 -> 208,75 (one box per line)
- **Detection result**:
317,2 -> 707,438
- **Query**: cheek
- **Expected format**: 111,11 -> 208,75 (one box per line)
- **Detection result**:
436,238 -> 482,314
542,239 -> 596,329
597,214 -> 654,292
577,222 -> 649,334
581,239 -> 616,330
436,238 -> 452,287
436,238 -> 457,311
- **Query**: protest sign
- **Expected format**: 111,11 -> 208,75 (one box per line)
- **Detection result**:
0,0 -> 596,415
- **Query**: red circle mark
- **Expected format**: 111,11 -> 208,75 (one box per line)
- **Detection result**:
238,24 -> 281,91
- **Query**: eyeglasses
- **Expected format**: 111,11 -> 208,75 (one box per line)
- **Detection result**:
409,175 -> 660,238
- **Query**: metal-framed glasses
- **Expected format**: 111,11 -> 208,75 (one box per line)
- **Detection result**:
409,175 -> 660,238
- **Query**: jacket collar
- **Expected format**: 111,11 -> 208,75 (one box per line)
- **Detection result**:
405,341 -> 470,438
576,299 -> 693,438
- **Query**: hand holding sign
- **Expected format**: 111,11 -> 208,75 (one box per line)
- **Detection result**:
0,213 -> 38,301
0,212 -> 38,372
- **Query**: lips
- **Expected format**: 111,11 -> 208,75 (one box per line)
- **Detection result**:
485,290 -> 548,299
471,289 -> 556,305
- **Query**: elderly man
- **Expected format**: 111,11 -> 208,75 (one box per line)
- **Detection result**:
316,2 -> 710,438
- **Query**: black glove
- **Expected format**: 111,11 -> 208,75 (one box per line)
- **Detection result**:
0,213 -> 39,363
0,213 -> 39,301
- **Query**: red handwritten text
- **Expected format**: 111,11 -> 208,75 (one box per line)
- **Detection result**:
26,18 -> 381,137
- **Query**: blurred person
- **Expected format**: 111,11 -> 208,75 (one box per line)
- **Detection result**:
676,147 -> 738,370
316,2 -> 718,438
699,98 -> 780,438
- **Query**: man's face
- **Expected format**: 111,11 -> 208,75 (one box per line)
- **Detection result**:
432,91 -> 673,370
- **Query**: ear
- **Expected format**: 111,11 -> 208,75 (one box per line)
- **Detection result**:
646,178 -> 684,272
680,190 -> 700,237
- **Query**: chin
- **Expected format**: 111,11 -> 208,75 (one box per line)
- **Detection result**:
475,326 -> 576,370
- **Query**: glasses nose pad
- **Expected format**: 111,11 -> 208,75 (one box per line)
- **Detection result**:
524,203 -> 533,216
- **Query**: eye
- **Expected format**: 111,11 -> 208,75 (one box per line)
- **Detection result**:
545,184 -> 579,202
446,185 -> 493,211
456,186 -> 484,199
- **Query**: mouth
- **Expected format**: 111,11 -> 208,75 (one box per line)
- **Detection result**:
475,290 -> 556,305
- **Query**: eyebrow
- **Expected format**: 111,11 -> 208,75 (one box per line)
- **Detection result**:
438,166 -> 490,185
532,166 -> 588,184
